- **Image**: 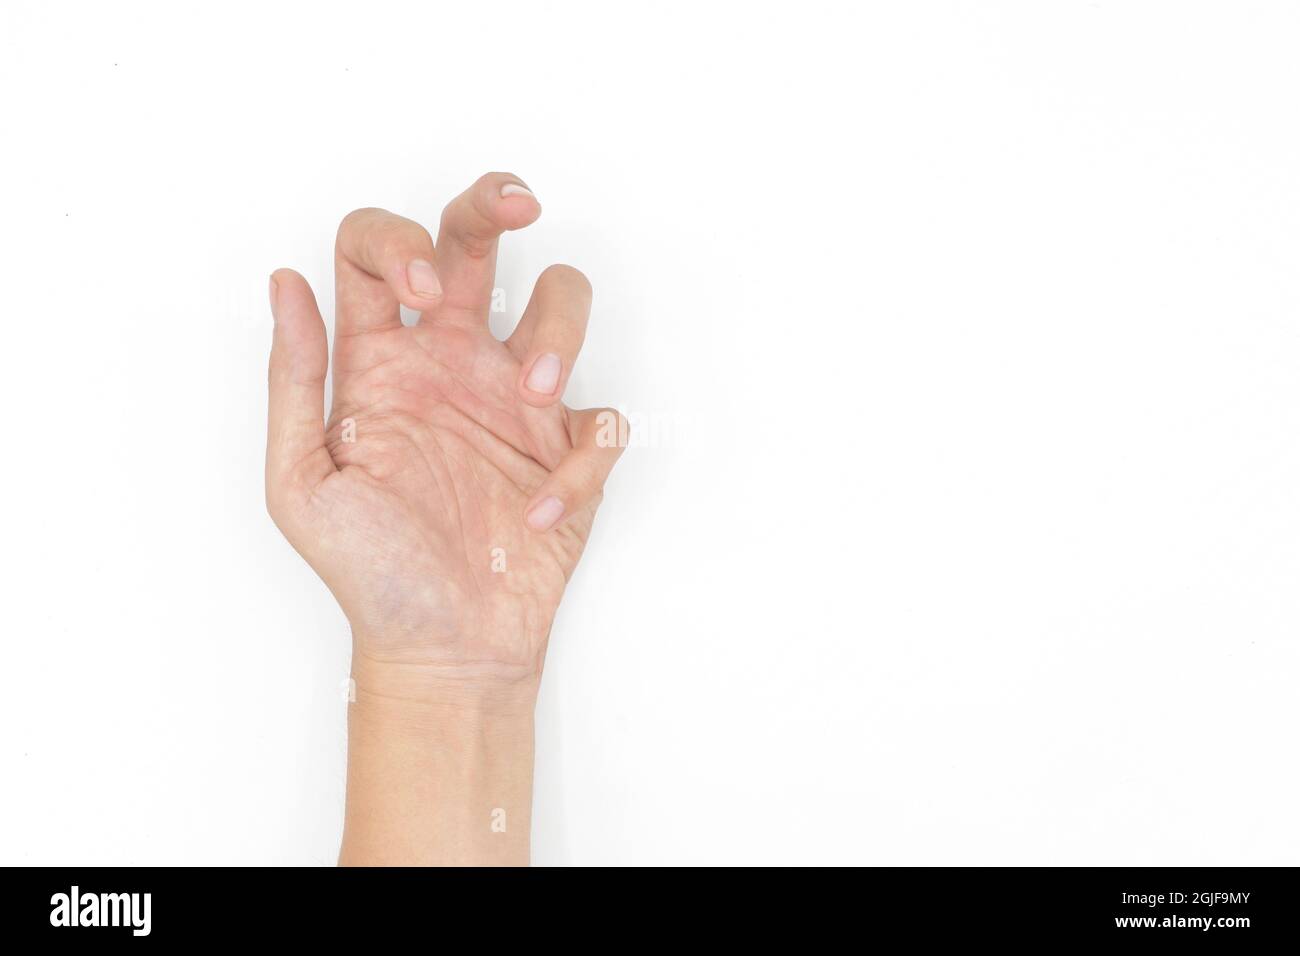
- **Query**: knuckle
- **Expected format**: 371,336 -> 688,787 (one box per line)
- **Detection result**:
414,220 -> 434,248
385,215 -> 433,250
440,205 -> 495,259
376,231 -> 408,264
541,263 -> 592,296
337,207 -> 384,239
341,209 -> 434,271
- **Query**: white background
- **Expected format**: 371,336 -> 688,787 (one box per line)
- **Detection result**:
2,1 -> 1298,865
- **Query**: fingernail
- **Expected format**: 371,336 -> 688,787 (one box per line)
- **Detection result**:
501,183 -> 536,200
407,259 -> 442,298
268,275 -> 279,320
525,353 -> 562,395
526,496 -> 565,532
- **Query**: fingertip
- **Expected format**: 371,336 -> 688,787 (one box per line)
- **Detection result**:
403,258 -> 444,308
270,266 -> 307,285
486,173 -> 541,230
269,267 -> 313,302
518,352 -> 565,406
267,269 -> 326,369
269,267 -> 299,313
525,495 -> 565,532
268,269 -> 315,325
498,196 -> 541,231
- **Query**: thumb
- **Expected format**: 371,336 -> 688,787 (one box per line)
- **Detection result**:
266,269 -> 333,523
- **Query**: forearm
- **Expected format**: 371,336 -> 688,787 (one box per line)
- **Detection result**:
339,654 -> 538,866
265,173 -> 622,866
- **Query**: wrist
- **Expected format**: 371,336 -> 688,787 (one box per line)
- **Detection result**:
341,650 -> 537,867
349,644 -> 541,718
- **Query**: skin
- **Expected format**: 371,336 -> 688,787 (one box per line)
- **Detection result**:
265,172 -> 627,865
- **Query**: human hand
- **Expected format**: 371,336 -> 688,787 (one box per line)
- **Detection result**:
265,173 -> 626,703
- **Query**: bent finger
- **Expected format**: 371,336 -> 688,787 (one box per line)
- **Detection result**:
435,172 -> 541,316
509,264 -> 592,406
335,207 -> 442,336
523,407 -> 628,532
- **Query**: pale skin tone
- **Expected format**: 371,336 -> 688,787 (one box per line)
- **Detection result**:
265,172 -> 627,865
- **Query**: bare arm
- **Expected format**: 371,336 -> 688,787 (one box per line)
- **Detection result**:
265,173 -> 626,866
339,659 -> 535,866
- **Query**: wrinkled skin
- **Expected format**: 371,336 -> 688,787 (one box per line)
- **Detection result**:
266,174 -> 625,688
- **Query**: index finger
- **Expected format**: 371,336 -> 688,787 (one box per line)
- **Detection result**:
335,207 -> 443,337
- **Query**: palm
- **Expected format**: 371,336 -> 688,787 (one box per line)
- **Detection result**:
266,175 -> 623,685
316,323 -> 593,671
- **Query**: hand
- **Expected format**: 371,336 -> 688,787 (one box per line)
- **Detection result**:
265,172 -> 627,700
